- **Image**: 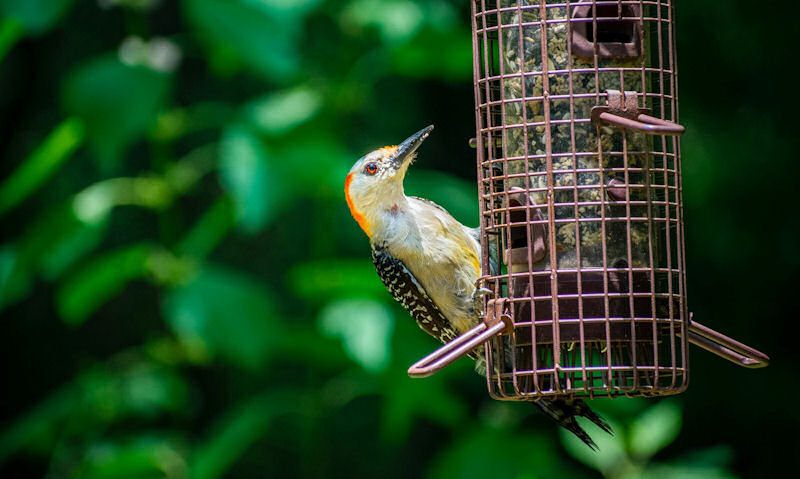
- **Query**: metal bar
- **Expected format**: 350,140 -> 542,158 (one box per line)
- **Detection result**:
593,109 -> 685,135
408,320 -> 508,378
534,0 -> 560,393
683,319 -> 770,369
565,0 -> 590,394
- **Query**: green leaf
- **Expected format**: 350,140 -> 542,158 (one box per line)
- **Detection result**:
0,117 -> 84,216
38,213 -> 107,280
25,206 -> 107,281
189,392 -> 298,479
56,243 -> 153,324
162,265 -> 281,368
0,204 -> 106,311
288,259 -> 387,302
71,146 -> 213,225
317,298 -> 394,373
0,246 -> 14,289
391,26 -> 473,81
219,125 -> 282,232
273,135 -> 353,196
0,356 -> 188,464
176,196 -> 236,259
239,0 -> 322,17
78,360 -> 190,422
583,396 -> 651,419
118,364 -> 190,418
638,463 -> 737,479
72,176 -> 173,224
560,415 -> 628,475
377,316 -> 470,443
0,244 -> 29,310
0,17 -> 24,62
183,0 -> 305,81
380,374 -> 467,443
244,87 -> 322,136
341,0 -> 425,45
428,428 -> 563,479
629,400 -> 682,460
78,436 -> 187,479
152,102 -> 235,142
675,444 -> 734,468
0,0 -> 76,35
62,55 -> 171,167
404,169 -> 479,226
0,385 -> 80,464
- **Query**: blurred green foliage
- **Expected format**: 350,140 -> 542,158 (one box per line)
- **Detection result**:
0,0 -> 796,478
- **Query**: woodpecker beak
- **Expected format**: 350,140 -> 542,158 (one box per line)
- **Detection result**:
390,125 -> 434,171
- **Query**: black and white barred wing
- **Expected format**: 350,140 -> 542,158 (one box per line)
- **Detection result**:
371,247 -> 459,345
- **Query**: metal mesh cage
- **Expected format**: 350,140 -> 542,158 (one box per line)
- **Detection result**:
406,0 -> 767,398
473,0 -> 687,399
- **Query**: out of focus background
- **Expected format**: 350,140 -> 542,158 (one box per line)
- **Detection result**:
0,1 -> 797,477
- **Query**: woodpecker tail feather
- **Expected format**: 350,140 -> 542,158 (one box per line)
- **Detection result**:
568,398 -> 613,435
533,398 -> 612,450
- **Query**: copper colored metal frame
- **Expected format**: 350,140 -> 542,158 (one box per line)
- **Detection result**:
407,0 -> 768,400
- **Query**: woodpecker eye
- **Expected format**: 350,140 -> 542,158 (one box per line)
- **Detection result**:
365,162 -> 378,175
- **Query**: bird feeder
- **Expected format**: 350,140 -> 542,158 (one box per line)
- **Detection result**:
407,0 -> 768,400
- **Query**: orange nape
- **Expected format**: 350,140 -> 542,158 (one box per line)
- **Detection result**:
379,145 -> 398,157
345,172 -> 370,238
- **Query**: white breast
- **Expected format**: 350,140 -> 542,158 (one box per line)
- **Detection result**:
384,198 -> 481,334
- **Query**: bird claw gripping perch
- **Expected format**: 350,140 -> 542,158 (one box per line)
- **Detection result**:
472,275 -> 494,320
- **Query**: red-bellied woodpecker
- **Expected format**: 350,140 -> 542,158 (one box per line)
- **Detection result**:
345,125 -> 612,449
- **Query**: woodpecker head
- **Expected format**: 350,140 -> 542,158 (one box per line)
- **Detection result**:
345,125 -> 433,238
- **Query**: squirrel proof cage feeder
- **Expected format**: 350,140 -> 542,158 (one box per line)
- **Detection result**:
407,0 -> 768,400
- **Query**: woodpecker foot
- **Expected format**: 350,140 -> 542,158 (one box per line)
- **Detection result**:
472,282 -> 494,320
474,275 -> 491,290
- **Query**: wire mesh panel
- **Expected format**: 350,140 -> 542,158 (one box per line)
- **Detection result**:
472,0 -> 688,400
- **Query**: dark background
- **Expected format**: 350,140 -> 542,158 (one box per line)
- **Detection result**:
1,1 -> 797,478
